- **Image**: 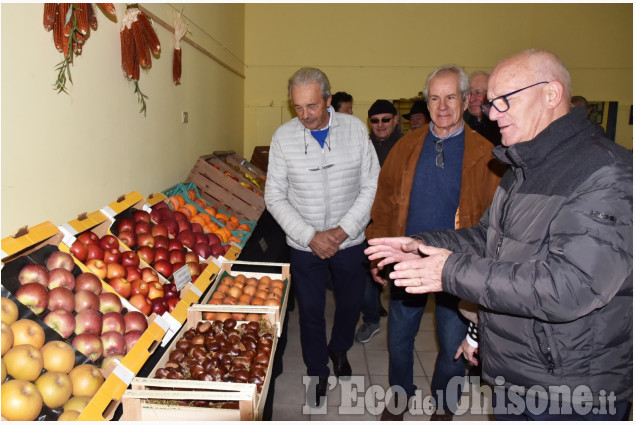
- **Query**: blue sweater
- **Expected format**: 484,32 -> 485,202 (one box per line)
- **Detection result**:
405,130 -> 464,235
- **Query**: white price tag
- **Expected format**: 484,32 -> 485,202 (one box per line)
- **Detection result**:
141,203 -> 152,212
160,312 -> 182,346
211,255 -> 226,269
100,206 -> 117,220
173,265 -> 192,291
112,361 -> 135,386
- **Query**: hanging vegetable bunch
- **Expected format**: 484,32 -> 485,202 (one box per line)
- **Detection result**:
172,10 -> 187,85
44,3 -> 116,93
120,4 -> 161,116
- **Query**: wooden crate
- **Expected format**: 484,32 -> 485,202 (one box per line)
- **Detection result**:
187,155 -> 265,222
202,260 -> 290,337
214,150 -> 266,182
121,303 -> 279,421
249,146 -> 270,174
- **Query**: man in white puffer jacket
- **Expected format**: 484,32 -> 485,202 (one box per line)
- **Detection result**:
265,67 -> 380,407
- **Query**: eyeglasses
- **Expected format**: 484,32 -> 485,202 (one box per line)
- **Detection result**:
435,139 -> 444,169
370,116 -> 393,124
481,81 -> 548,115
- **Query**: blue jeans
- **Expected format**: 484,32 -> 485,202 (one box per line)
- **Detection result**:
360,273 -> 382,325
290,243 -> 367,377
388,287 -> 468,412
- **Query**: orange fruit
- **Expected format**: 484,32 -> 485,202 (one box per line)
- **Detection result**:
228,235 -> 242,244
184,203 -> 198,217
191,215 -> 206,227
174,194 -> 185,208
187,190 -> 196,201
215,212 -> 229,222
229,216 -> 239,225
225,220 -> 238,230
195,199 -> 207,209
205,206 -> 217,217
237,223 -> 251,232
178,206 -> 192,219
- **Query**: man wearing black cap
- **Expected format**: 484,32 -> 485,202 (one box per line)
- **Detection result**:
403,100 -> 431,131
354,100 -> 404,345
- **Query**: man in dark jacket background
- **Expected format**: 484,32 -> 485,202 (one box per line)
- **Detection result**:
366,49 -> 632,420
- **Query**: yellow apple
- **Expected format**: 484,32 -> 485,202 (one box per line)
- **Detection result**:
58,410 -> 80,420
10,318 -> 45,349
1,320 -> 14,356
1,379 -> 43,421
63,395 -> 92,413
35,371 -> 73,408
1,297 -> 18,324
40,340 -> 76,374
69,363 -> 104,397
1,358 -> 6,382
4,344 -> 44,381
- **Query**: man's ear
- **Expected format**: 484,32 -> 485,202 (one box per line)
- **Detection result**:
545,81 -> 564,110
463,92 -> 471,111
326,95 -> 332,109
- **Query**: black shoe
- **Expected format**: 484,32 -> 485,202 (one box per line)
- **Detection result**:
328,349 -> 352,378
307,376 -> 328,407
379,305 -> 388,317
430,412 -> 453,421
380,392 -> 406,421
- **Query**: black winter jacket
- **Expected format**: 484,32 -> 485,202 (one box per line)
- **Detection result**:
418,106 -> 633,405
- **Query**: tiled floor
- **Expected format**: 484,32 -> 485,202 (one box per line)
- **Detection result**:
269,290 -> 494,421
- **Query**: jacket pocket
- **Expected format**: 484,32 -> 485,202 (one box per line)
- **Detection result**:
532,320 -> 561,375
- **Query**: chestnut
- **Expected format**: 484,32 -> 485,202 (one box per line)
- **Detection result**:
227,334 -> 241,345
154,368 -> 169,378
199,372 -> 214,381
164,361 -> 180,369
242,339 -> 257,351
257,345 -> 272,355
242,350 -> 256,361
169,349 -> 187,362
235,369 -> 250,383
205,339 -> 221,352
190,346 -> 207,360
176,338 -> 191,350
222,356 -> 233,367
167,370 -> 184,380
183,329 -> 196,340
249,374 -> 264,386
254,353 -> 270,366
197,320 -> 213,335
247,321 -> 260,332
190,365 -> 205,378
212,320 -> 224,334
250,365 -> 267,379
223,318 -> 237,331
191,334 -> 205,346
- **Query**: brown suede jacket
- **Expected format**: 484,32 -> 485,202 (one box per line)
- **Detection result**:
366,123 -> 505,239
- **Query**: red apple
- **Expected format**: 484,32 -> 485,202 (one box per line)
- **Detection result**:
46,251 -> 75,272
99,292 -> 123,314
48,268 -> 76,290
125,266 -> 142,282
176,220 -> 192,234
169,249 -> 186,265
124,330 -> 143,354
103,248 -> 122,265
99,234 -> 119,251
75,308 -> 102,335
129,294 -> 152,316
184,251 -> 199,264
162,283 -> 179,300
177,230 -> 196,250
108,277 -> 131,299
171,262 -> 185,273
106,262 -> 126,280
69,240 -> 88,262
137,233 -> 155,248
86,244 -> 105,261
147,281 -> 164,300
75,272 -> 103,295
153,260 -> 173,279
193,243 -> 212,260
154,247 -> 170,263
167,297 -> 179,313
173,211 -> 188,222
191,222 -> 204,234
134,222 -> 151,235
130,279 -> 149,296
118,231 -> 137,249
101,311 -> 126,335
153,202 -> 169,211
151,224 -> 168,238
123,311 -> 148,333
116,217 -> 135,234
186,261 -> 201,278
211,243 -> 226,258
137,246 -> 155,264
15,282 -> 49,314
150,209 -> 163,224
121,250 -> 140,267
207,233 -> 222,246
163,219 -> 179,237
77,231 -> 99,246
101,331 -> 126,357
168,239 -> 184,251
132,210 -> 151,224
153,235 -> 170,250
48,287 -> 75,312
151,297 -> 167,316
18,264 -> 49,286
141,268 -> 159,283
72,333 -> 103,362
43,309 -> 76,339
74,290 -> 100,313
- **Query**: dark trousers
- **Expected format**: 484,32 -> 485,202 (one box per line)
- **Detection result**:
290,243 -> 367,377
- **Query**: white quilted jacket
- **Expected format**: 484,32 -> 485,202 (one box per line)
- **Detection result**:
265,110 -> 380,251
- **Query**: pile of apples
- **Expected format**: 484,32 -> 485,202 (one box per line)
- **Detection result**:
1,297 -> 105,421
205,274 -> 285,321
69,228 -> 181,316
114,208 -> 207,282
13,251 -> 149,365
149,202 -> 230,259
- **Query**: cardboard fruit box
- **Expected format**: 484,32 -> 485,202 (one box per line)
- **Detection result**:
187,154 -> 266,222
201,261 -> 290,337
120,304 -> 278,421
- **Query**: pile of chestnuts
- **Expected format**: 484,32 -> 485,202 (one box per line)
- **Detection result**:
153,317 -> 274,407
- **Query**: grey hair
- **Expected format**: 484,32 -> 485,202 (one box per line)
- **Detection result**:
288,67 -> 331,101
470,70 -> 490,80
423,65 -> 471,102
